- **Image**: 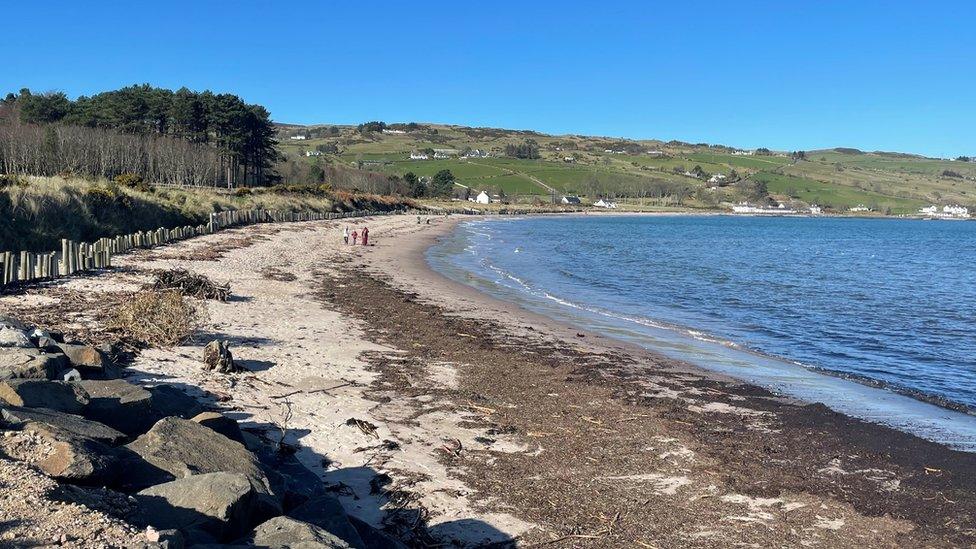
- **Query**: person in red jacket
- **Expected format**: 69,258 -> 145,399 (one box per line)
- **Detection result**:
362,226 -> 369,246
351,230 -> 358,246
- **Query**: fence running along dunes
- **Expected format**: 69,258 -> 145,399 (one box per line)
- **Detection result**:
0,208 -> 400,287
0,205 -> 584,288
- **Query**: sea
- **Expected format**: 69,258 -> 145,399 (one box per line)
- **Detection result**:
426,214 -> 976,450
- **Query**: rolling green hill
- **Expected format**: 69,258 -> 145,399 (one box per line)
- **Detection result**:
275,122 -> 976,214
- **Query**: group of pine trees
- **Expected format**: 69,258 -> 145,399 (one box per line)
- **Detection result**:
0,85 -> 279,187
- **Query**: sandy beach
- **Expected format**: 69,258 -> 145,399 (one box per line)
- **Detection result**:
3,214 -> 975,547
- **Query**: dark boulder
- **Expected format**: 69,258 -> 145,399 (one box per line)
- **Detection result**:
0,348 -> 70,380
287,495 -> 364,548
348,516 -> 408,549
119,417 -> 272,495
77,379 -> 155,436
0,379 -> 89,413
56,343 -> 120,379
135,472 -> 260,544
244,516 -> 352,548
191,411 -> 245,444
13,422 -> 118,484
0,406 -> 126,445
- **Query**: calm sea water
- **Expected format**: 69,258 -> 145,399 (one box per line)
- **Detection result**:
427,215 -> 976,447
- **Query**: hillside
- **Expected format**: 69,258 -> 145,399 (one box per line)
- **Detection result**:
276,122 -> 976,214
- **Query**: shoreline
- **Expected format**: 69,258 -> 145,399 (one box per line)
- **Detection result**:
338,214 -> 976,545
423,214 -> 976,428
1,215 -> 974,546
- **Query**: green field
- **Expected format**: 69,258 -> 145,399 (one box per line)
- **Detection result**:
276,122 -> 976,213
752,171 -> 925,213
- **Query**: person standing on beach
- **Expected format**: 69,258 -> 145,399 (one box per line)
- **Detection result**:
351,229 -> 358,246
343,226 -> 349,245
362,226 -> 369,246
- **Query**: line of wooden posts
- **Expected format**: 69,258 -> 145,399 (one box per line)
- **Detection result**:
0,208 -> 402,287
0,205 -> 580,288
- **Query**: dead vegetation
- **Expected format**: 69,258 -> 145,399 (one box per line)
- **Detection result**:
109,290 -> 201,347
152,268 -> 230,301
260,266 -> 298,282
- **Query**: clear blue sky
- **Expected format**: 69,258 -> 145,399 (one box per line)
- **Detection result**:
3,1 -> 974,157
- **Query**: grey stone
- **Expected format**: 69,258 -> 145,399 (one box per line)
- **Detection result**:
77,379 -> 155,436
57,343 -> 119,379
0,316 -> 28,331
0,327 -> 33,348
135,472 -> 259,544
0,406 -> 126,444
247,516 -> 352,548
191,411 -> 245,444
348,516 -> 407,549
146,385 -> 205,420
121,417 -> 271,493
287,496 -> 364,548
0,379 -> 89,413
19,422 -> 119,484
0,348 -> 70,380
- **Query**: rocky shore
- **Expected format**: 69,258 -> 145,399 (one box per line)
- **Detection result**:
0,215 -> 974,548
0,313 -> 400,548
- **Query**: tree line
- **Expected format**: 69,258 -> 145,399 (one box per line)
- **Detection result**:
1,85 -> 279,186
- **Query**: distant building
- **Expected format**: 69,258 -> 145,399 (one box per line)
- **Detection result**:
809,204 -> 823,214
305,150 -> 323,157
464,149 -> 489,158
290,135 -> 307,140
409,152 -> 429,160
382,129 -> 406,134
943,204 -> 969,217
732,150 -> 755,156
732,202 -> 797,214
474,191 -> 491,204
921,204 -> 970,218
433,152 -> 449,159
849,204 -> 871,212
561,196 -> 582,205
594,198 -> 617,209
563,156 -> 576,163
708,174 -> 728,185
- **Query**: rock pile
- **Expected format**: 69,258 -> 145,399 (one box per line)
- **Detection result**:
0,316 -> 404,548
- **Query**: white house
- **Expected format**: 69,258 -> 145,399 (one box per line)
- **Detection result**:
943,204 -> 969,217
809,204 -> 823,214
474,191 -> 491,204
594,198 -> 617,209
382,129 -> 406,134
563,156 -> 576,163
561,195 -> 582,205
433,152 -> 449,159
849,204 -> 871,212
305,150 -> 323,157
708,174 -> 727,185
919,205 -> 939,215
409,152 -> 429,160
289,135 -> 307,140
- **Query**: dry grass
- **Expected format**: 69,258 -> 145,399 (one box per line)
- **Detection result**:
109,290 -> 201,347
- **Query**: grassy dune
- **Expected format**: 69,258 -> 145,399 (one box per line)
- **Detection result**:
0,176 -> 407,252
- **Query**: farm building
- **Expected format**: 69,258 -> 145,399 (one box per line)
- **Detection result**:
561,196 -> 581,205
409,152 -> 429,160
594,198 -> 617,209
474,191 -> 492,204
